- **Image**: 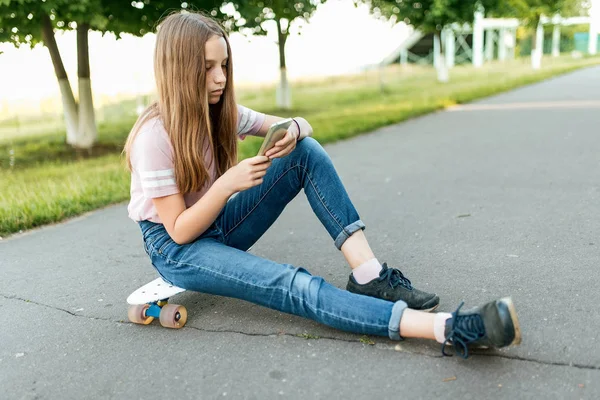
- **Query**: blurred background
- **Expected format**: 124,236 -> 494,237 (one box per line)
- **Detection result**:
0,0 -> 599,236
0,1 -> 408,119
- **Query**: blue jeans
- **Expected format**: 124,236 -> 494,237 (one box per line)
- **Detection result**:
138,137 -> 407,340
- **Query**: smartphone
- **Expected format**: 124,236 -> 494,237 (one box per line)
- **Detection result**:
257,118 -> 294,157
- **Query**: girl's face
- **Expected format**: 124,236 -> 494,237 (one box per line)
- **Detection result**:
205,36 -> 228,105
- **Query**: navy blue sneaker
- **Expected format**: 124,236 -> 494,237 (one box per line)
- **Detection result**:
346,263 -> 439,311
442,297 -> 522,359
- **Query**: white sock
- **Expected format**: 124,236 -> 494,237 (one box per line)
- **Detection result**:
434,313 -> 452,344
352,258 -> 382,284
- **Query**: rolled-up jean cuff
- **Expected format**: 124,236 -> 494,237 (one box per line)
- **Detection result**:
334,220 -> 366,250
388,300 -> 408,341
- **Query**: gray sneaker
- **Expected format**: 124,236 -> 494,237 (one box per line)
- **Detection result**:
346,263 -> 440,311
442,297 -> 522,358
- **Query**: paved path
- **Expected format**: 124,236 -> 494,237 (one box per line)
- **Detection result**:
2,66 -> 600,399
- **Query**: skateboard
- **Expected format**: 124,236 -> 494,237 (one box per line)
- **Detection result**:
127,277 -> 188,328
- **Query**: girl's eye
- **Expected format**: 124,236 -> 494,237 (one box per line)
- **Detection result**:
221,64 -> 228,69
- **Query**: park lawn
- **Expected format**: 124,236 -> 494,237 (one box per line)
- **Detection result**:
1,55 -> 599,237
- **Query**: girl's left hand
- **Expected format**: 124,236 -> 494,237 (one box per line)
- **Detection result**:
265,129 -> 297,159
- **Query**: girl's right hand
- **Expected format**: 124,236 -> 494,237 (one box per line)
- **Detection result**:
217,156 -> 271,195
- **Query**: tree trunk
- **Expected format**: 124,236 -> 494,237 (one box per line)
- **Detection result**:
434,32 -> 449,82
77,23 -> 97,149
275,18 -> 291,110
41,14 -> 78,146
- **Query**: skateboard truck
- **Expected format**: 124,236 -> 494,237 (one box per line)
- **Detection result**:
127,278 -> 188,328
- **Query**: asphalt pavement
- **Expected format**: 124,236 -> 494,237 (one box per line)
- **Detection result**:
2,66 -> 600,399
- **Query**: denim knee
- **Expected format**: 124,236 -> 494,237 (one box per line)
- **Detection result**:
296,136 -> 319,150
289,267 -> 319,298
295,137 -> 327,160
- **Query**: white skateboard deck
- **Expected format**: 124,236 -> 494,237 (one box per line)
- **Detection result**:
127,277 -> 186,305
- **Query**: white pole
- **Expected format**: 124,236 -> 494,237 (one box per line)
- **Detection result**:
400,48 -> 408,66
498,27 -> 507,61
473,9 -> 484,67
589,1 -> 599,55
537,21 -> 544,52
552,24 -> 561,57
485,29 -> 495,61
445,28 -> 455,68
511,28 -> 518,59
532,22 -> 544,69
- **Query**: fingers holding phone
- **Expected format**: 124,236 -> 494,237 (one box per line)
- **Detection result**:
257,118 -> 294,159
265,129 -> 297,159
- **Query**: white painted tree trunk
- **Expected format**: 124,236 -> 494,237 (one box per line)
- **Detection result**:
41,14 -> 82,147
77,78 -> 97,148
275,19 -> 291,110
532,22 -> 544,69
70,23 -> 97,149
58,79 -> 79,146
276,67 -> 291,109
433,33 -> 449,82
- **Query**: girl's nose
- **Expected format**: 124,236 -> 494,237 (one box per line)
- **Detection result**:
214,69 -> 226,84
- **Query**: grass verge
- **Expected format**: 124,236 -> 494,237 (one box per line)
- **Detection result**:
1,55 -> 599,237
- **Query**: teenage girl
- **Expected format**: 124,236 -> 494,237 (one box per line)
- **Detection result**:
124,11 -> 521,358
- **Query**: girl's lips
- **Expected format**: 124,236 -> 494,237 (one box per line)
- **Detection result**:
212,89 -> 223,95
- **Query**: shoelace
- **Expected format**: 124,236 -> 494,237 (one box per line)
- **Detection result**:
441,302 -> 486,359
378,263 -> 413,290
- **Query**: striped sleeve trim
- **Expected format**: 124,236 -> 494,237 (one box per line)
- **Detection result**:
140,168 -> 177,190
142,178 -> 176,189
140,169 -> 175,179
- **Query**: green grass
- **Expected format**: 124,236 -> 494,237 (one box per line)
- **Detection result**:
0,154 -> 129,236
1,55 -> 599,237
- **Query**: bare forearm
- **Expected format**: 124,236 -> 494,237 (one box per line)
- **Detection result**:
171,180 -> 232,244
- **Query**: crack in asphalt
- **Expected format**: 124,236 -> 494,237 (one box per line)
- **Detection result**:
1,293 -> 117,323
3,293 -> 600,371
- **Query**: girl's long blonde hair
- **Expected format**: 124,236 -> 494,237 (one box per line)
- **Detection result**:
124,11 -> 237,194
